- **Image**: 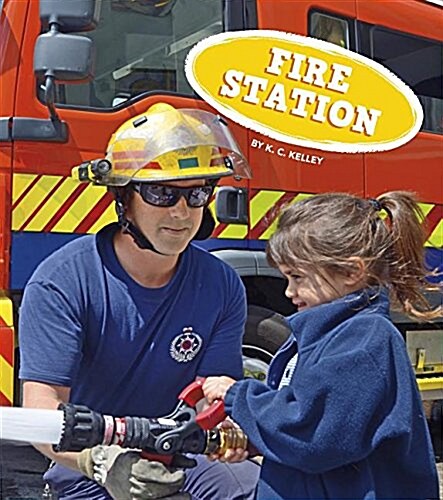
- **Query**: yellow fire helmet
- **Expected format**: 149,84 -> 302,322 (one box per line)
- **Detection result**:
73,103 -> 251,186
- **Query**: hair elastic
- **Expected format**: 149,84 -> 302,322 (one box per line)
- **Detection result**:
369,198 -> 382,211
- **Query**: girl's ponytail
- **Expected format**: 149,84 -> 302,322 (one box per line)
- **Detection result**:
376,191 -> 441,320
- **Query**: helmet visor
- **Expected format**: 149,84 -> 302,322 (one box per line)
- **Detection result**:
105,108 -> 251,185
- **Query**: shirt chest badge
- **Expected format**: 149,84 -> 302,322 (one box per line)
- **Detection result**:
169,326 -> 203,363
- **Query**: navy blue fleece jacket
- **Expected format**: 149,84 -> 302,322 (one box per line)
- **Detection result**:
225,290 -> 439,499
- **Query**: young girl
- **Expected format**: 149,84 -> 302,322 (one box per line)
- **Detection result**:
203,191 -> 441,500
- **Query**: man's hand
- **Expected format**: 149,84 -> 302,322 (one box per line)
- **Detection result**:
202,376 -> 236,404
77,445 -> 187,499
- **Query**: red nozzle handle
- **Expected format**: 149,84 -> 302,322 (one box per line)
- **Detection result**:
178,379 -> 205,407
195,399 -> 225,430
178,378 -> 226,431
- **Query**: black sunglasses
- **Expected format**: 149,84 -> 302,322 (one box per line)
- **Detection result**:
132,182 -> 216,208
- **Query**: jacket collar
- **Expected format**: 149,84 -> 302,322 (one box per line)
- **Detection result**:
287,288 -> 390,350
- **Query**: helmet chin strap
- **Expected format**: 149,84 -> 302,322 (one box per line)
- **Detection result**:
114,195 -> 167,255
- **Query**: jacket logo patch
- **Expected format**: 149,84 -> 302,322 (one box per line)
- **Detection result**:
170,327 -> 203,363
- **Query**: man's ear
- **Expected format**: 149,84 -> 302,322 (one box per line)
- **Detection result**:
343,257 -> 367,286
109,186 -> 133,206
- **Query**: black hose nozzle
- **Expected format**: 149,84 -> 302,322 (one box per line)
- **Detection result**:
55,404 -> 104,452
54,404 -> 206,455
55,403 -> 248,458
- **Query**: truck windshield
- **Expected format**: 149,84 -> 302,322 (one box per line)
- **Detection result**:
40,0 -> 223,109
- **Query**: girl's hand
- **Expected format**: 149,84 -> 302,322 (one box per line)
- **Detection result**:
202,376 -> 236,403
207,445 -> 249,463
207,420 -> 249,464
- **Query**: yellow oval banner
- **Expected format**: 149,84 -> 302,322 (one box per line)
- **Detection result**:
185,30 -> 423,153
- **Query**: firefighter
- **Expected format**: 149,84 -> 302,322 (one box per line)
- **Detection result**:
18,103 -> 259,500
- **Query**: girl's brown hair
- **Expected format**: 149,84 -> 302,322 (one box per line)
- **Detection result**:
266,191 -> 442,321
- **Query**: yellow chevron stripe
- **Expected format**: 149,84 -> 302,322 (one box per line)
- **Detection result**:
12,175 -> 63,230
293,193 -> 314,202
208,199 -> 219,228
259,193 -> 313,240
218,224 -> 248,239
250,191 -> 287,228
417,202 -> 442,247
0,296 -> 14,404
12,173 -> 38,202
10,175 -> 443,250
211,191 -> 315,240
0,297 -> 13,327
0,355 -> 13,403
418,202 -> 434,218
51,184 -> 107,233
25,178 -> 80,231
427,219 -> 443,247
87,203 -> 118,234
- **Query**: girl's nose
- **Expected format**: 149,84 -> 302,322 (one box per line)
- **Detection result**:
285,284 -> 295,299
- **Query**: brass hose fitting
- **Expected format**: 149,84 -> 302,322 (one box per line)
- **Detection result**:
204,427 -> 248,455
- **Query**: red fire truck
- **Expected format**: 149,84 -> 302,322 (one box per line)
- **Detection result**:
0,0 -> 442,414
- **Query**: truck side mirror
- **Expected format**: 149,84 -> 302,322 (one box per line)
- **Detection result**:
27,0 -> 100,142
39,0 -> 101,33
34,32 -> 94,82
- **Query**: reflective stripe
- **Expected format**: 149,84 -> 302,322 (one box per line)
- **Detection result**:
51,183 -> 106,233
12,174 -> 114,233
428,219 -> 443,247
28,179 -> 81,231
0,297 -> 14,406
12,174 -> 38,206
86,201 -> 117,234
257,192 -> 313,240
11,175 -> 443,247
418,202 -> 434,217
420,202 -> 443,247
250,190 -> 288,228
0,354 -> 13,405
0,296 -> 13,326
13,175 -> 64,229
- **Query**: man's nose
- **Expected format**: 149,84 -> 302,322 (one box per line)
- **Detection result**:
169,195 -> 190,218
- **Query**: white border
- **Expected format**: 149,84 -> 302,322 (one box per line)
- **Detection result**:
424,0 -> 443,8
185,30 -> 424,154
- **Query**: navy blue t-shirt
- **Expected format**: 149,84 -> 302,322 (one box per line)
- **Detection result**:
19,224 -> 245,417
